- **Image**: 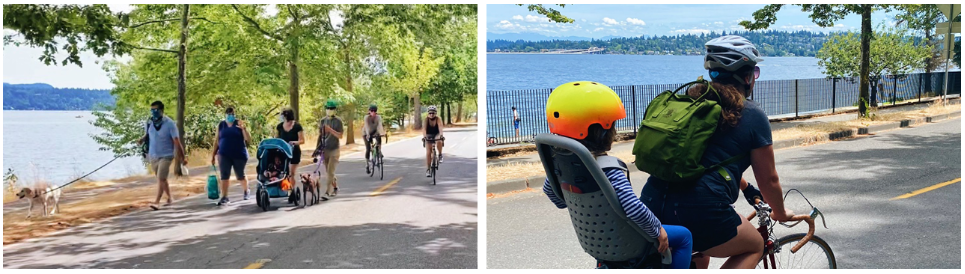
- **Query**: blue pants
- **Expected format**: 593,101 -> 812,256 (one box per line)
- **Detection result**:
663,224 -> 693,269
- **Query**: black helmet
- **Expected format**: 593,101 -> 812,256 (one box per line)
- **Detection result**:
369,104 -> 378,112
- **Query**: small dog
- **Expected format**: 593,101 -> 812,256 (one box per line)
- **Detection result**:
16,186 -> 61,218
299,173 -> 320,206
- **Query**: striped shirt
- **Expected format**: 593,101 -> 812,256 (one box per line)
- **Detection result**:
543,168 -> 663,239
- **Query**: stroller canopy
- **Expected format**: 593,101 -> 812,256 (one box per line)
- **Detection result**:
257,138 -> 293,159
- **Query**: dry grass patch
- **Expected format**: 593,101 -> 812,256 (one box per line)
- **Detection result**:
772,100 -> 960,142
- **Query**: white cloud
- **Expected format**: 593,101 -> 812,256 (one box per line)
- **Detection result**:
603,17 -> 619,26
581,19 -> 586,22
672,28 -> 711,35
594,27 -> 605,32
525,14 -> 548,22
714,21 -> 724,25
496,20 -> 517,30
512,15 -> 524,21
835,23 -> 844,28
627,18 -> 646,26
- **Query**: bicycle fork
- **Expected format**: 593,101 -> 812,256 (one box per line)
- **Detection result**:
759,225 -> 777,269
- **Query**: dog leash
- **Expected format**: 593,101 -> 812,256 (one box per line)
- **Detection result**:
40,156 -> 121,195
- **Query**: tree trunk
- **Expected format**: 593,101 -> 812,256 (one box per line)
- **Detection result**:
174,4 -> 189,176
446,102 -> 452,125
343,48 -> 355,145
412,94 -> 422,130
858,4 -> 872,117
456,101 -> 463,123
289,44 -> 300,122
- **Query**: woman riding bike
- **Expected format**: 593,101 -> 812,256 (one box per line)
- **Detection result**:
423,106 -> 444,177
639,35 -> 793,269
362,104 -> 386,174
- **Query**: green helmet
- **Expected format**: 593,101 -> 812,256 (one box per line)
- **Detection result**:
368,104 -> 378,112
325,99 -> 338,109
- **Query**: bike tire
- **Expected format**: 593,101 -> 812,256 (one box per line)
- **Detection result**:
379,153 -> 384,180
758,233 -> 836,269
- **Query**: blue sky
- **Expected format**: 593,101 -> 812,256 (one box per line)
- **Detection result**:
488,4 -> 898,38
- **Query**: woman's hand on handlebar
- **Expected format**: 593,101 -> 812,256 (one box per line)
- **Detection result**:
657,226 -> 669,253
770,209 -> 794,222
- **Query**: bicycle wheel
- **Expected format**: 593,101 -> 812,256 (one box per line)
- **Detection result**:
758,233 -> 836,269
378,152 -> 384,180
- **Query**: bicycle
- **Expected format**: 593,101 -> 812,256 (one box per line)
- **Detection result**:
367,134 -> 384,180
747,190 -> 835,269
422,136 -> 444,185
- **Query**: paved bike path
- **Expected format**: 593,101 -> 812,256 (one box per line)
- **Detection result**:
3,127 -> 479,269
487,119 -> 960,269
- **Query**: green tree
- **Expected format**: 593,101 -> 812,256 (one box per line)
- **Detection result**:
816,26 -> 931,107
517,4 -> 573,23
741,4 -> 898,118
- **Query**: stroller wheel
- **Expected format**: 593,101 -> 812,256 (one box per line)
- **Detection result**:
259,189 -> 269,211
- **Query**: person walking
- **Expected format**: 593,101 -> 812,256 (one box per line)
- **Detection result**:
276,108 -> 305,182
211,107 -> 251,205
512,106 -> 521,137
317,100 -> 344,198
138,101 -> 186,210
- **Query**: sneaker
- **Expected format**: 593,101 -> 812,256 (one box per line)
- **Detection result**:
426,169 -> 431,177
243,189 -> 250,200
439,154 -> 444,163
333,187 -> 339,196
366,163 -> 371,174
217,197 -> 228,206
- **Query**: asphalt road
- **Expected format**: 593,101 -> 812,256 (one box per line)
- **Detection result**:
487,119 -> 961,269
3,126 -> 479,269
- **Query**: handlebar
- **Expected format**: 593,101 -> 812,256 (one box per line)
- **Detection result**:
746,198 -> 827,253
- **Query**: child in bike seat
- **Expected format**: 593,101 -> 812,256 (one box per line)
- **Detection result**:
541,81 -> 693,269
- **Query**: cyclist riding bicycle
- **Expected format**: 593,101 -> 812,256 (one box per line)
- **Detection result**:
423,106 -> 444,177
638,35 -> 792,269
362,104 -> 386,174
542,81 -> 694,269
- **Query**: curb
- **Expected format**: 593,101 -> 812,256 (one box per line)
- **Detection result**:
487,110 -> 961,195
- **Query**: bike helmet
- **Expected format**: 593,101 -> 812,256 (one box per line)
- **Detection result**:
369,104 -> 378,112
705,35 -> 763,84
427,106 -> 437,113
325,99 -> 338,109
545,81 -> 626,140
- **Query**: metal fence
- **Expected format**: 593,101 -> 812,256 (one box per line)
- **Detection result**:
487,71 -> 961,145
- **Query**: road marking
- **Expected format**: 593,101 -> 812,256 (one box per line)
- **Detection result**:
370,176 -> 404,196
891,178 -> 961,200
243,259 -> 271,269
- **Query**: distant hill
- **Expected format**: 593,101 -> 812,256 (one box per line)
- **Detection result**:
3,83 -> 115,110
487,32 -> 628,42
488,30 -> 832,57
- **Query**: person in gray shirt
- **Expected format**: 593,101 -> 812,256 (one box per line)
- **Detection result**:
138,101 -> 187,210
316,99 -> 344,198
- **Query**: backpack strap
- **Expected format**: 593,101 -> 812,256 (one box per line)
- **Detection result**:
706,152 -> 748,183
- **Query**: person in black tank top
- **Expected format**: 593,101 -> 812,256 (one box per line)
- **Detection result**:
423,106 -> 445,177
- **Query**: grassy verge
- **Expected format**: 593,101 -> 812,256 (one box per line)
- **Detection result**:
487,100 -> 960,183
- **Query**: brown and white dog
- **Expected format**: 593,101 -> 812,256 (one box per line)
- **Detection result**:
299,173 -> 320,205
16,185 -> 62,218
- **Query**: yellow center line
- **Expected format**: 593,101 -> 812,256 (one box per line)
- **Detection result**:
243,259 -> 271,269
370,176 -> 404,196
891,178 -> 961,200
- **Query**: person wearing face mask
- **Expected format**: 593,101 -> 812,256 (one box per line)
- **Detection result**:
137,101 -> 186,210
276,108 -> 305,184
362,104 -> 386,174
316,99 -> 344,198
211,107 -> 252,205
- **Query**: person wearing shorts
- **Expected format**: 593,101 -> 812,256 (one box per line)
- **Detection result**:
212,107 -> 251,205
276,108 -> 304,181
139,101 -> 186,210
512,106 -> 520,137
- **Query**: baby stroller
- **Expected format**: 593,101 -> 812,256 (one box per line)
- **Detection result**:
255,138 -> 301,211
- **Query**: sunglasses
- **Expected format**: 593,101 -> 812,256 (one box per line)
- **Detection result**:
428,112 -> 437,115
754,66 -> 760,79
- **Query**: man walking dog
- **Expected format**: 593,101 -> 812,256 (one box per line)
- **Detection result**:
139,101 -> 187,210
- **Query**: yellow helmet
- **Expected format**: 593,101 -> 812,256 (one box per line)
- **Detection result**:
546,81 -> 626,139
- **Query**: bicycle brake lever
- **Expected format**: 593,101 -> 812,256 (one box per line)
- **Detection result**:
811,208 -> 828,229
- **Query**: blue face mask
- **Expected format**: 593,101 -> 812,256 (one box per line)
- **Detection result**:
151,109 -> 162,121
226,114 -> 236,123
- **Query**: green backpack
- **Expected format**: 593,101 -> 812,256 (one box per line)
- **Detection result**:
632,78 -> 746,184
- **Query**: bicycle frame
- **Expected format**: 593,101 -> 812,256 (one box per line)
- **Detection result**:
748,197 -> 827,269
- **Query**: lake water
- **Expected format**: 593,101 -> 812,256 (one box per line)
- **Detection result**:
487,54 -> 826,91
3,111 -> 147,185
